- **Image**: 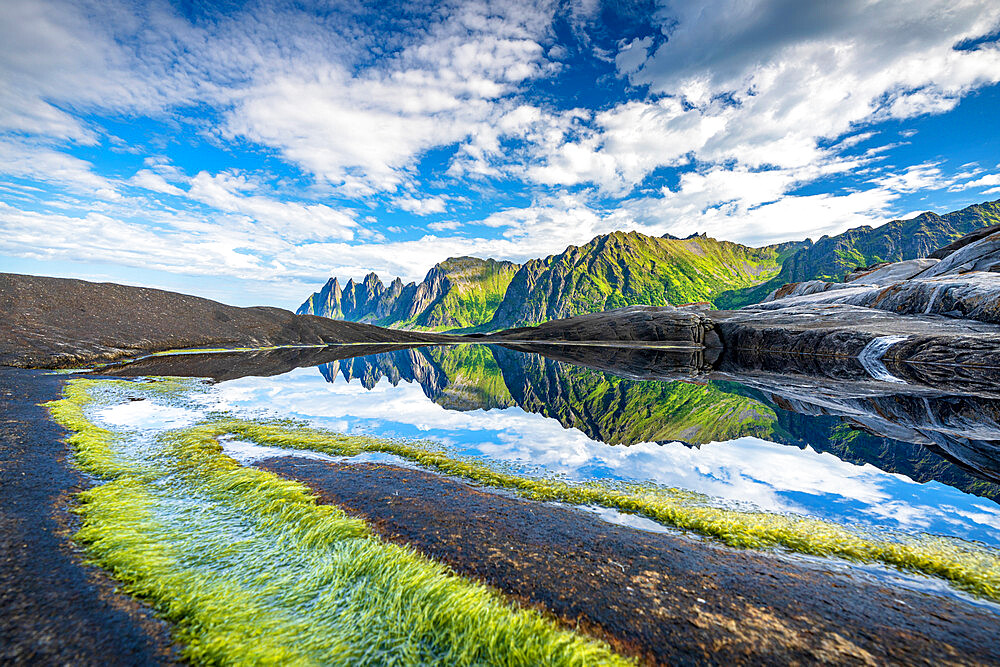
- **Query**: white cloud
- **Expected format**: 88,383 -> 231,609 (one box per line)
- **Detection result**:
524,0 -> 1000,196
871,162 -> 954,194
130,169 -> 184,196
223,1 -> 558,194
0,138 -> 116,195
394,195 -> 448,216
183,171 -> 358,242
952,173 -> 1000,191
427,220 -> 463,231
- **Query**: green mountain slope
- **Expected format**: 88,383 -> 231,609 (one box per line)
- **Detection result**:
488,231 -> 798,329
716,199 -> 1000,308
416,258 -> 521,329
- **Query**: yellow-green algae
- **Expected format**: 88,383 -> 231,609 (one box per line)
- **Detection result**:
210,420 -> 1000,603
47,378 -> 629,666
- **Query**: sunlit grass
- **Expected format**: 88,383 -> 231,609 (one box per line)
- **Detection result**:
46,379 -> 630,666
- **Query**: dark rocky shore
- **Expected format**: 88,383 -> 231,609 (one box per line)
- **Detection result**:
259,457 -> 1000,666
0,273 -> 455,369
0,368 -> 176,664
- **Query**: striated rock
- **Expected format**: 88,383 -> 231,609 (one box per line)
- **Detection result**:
717,199 -> 1000,308
711,304 -> 1000,391
374,277 -> 406,319
916,228 -> 1000,276
763,280 -> 840,302
753,273 -> 1000,325
756,226 -> 1000,326
405,265 -> 449,320
297,277 -> 345,318
844,258 -> 940,284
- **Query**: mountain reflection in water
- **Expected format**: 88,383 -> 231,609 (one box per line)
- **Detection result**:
319,344 -> 1000,502
123,342 -> 1000,546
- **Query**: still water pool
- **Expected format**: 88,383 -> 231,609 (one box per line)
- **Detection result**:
141,343 -> 1000,547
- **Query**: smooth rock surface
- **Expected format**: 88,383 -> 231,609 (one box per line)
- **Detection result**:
752,273 -> 1000,325
845,258 -> 941,284
916,229 -> 1000,277
0,273 -> 454,368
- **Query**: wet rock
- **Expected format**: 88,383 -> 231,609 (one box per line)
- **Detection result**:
489,304 -> 716,346
711,304 -> 1000,387
709,361 -> 1000,485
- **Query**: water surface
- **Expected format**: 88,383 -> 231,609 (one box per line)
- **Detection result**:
164,344 -> 1000,547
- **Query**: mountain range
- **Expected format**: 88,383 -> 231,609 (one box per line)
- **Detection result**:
298,199 -> 1000,330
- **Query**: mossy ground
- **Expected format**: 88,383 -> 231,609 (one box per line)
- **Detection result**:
46,378 -> 629,666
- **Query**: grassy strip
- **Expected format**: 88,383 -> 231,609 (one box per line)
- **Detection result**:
47,379 -> 629,666
213,419 -> 1000,602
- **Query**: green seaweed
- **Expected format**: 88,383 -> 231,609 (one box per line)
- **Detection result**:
214,419 -> 1000,602
46,379 -> 629,666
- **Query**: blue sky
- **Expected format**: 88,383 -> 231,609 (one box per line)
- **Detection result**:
1,0 -> 999,308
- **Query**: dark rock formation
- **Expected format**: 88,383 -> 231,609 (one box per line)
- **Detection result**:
0,273 -> 455,368
90,344 -> 430,383
489,304 -> 718,347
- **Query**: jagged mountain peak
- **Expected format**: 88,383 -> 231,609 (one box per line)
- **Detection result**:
297,256 -> 521,330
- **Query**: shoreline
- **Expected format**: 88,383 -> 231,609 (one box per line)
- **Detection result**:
0,368 -> 176,664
